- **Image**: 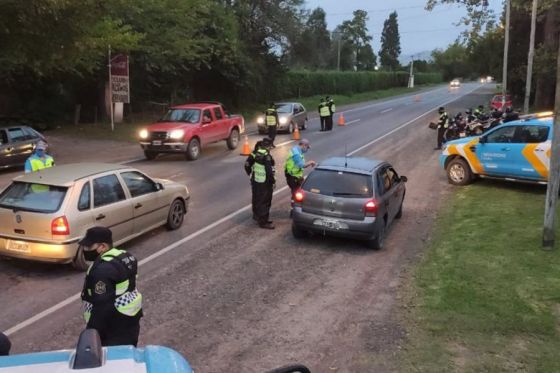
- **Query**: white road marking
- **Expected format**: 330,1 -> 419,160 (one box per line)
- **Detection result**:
2,83 -> 483,337
344,119 -> 361,125
380,108 -> 393,114
275,140 -> 295,147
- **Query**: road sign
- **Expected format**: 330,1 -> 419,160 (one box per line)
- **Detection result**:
110,54 -> 130,103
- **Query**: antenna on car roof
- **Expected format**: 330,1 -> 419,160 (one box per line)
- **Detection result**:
345,144 -> 348,168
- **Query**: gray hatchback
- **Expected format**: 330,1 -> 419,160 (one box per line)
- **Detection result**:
291,157 -> 407,249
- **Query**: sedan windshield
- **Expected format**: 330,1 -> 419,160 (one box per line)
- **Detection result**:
160,109 -> 201,124
0,182 -> 67,213
275,104 -> 293,114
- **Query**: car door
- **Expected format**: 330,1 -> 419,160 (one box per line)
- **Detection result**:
6,127 -> 30,165
21,127 -> 39,159
212,106 -> 228,141
294,104 -> 304,127
475,125 -> 517,177
375,166 -> 397,224
386,166 -> 405,219
200,109 -> 218,144
91,173 -> 134,244
516,125 -> 551,180
120,171 -> 168,234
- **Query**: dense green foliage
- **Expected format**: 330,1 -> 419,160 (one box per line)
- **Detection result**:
379,12 -> 402,71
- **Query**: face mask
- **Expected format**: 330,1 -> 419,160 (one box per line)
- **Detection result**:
36,150 -> 45,157
83,245 -> 100,262
302,146 -> 309,154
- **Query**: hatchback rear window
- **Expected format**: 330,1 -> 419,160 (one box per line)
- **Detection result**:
303,169 -> 373,198
0,182 -> 67,213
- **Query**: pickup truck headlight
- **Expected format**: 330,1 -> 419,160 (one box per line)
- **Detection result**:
169,129 -> 185,140
257,117 -> 264,125
279,117 -> 288,125
139,129 -> 149,139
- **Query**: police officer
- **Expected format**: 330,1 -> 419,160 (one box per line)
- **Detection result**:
264,103 -> 279,148
0,332 -> 10,356
326,96 -> 336,131
318,98 -> 330,132
285,139 -> 316,193
435,107 -> 449,150
24,140 -> 54,173
80,227 -> 143,347
473,104 -> 485,120
503,107 -> 519,123
244,138 -> 276,229
465,108 -> 475,123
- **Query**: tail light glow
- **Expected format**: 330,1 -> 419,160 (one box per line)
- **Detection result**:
51,216 -> 70,235
293,189 -> 305,203
364,200 -> 378,216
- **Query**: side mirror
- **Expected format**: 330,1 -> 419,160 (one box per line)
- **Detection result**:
400,176 -> 408,183
479,136 -> 487,144
156,182 -> 164,191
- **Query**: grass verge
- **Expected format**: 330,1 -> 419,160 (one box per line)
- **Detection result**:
399,180 -> 560,372
48,84 -> 436,142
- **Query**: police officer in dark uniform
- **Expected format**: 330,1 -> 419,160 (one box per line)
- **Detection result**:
502,107 -> 519,123
435,106 -> 449,150
80,227 -> 143,347
244,138 -> 276,229
264,103 -> 279,148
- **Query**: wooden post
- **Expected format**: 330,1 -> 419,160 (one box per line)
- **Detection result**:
524,0 -> 538,114
542,34 -> 560,249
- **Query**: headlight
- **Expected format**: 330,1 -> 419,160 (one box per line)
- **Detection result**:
279,117 -> 288,125
139,129 -> 148,139
257,117 -> 264,125
169,129 -> 185,140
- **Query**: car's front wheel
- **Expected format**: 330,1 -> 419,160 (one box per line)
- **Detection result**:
288,121 -> 295,134
227,128 -> 240,150
144,150 -> 157,160
446,158 -> 473,186
72,245 -> 91,271
166,199 -> 185,230
186,138 -> 200,161
301,120 -> 308,130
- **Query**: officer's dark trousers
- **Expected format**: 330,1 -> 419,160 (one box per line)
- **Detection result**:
252,181 -> 273,225
320,116 -> 328,131
268,125 -> 277,144
98,322 -> 140,347
437,127 -> 445,148
326,115 -> 334,131
285,173 -> 303,194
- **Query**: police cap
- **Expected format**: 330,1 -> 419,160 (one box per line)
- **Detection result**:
79,226 -> 113,248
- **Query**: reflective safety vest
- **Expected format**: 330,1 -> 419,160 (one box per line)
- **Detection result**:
328,101 -> 336,114
83,248 -> 142,322
30,155 -> 54,172
265,109 -> 278,126
439,113 -> 449,129
319,103 -> 330,117
285,148 -> 304,178
251,149 -> 268,183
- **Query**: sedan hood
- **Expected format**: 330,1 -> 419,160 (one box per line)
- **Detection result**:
147,122 -> 197,131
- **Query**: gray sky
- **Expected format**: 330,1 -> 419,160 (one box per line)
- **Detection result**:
303,0 -> 504,59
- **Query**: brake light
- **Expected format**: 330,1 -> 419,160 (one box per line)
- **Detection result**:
364,200 -> 378,216
293,189 -> 304,203
51,216 -> 70,235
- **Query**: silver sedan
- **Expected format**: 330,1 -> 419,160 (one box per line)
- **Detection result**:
257,102 -> 308,134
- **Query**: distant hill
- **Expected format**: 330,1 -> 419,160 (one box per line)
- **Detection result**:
398,50 -> 433,65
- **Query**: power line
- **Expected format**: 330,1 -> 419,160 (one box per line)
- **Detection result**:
327,5 -> 425,16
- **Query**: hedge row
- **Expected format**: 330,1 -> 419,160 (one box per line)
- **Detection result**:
267,70 -> 442,99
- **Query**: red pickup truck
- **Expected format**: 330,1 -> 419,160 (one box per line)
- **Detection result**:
138,102 -> 245,160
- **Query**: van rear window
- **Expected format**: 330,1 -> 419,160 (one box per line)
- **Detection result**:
0,182 -> 67,213
303,169 -> 373,198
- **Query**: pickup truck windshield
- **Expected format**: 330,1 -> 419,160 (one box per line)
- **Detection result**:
160,109 -> 201,124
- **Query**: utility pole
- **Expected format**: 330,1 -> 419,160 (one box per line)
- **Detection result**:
502,0 -> 511,109
408,56 -> 415,88
524,0 -> 538,114
108,45 -> 114,132
542,34 -> 560,249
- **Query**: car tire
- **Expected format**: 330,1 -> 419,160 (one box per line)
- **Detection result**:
288,122 -> 295,134
72,245 -> 91,271
367,220 -> 386,250
395,200 -> 403,219
301,120 -> 307,130
446,158 -> 473,186
166,199 -> 186,230
292,223 -> 306,239
144,150 -> 157,160
227,128 -> 240,150
186,138 -> 200,161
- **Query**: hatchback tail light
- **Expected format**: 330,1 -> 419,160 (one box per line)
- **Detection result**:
51,216 -> 70,235
364,200 -> 378,217
293,188 -> 305,204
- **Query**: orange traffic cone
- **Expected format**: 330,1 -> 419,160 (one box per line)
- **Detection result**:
240,136 -> 251,156
338,113 -> 346,126
292,125 -> 300,140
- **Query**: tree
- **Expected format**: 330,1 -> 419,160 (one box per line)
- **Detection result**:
431,42 -> 471,80
336,10 -> 376,71
291,7 -> 331,69
357,44 -> 377,71
379,12 -> 401,70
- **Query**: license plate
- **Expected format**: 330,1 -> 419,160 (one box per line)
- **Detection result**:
7,240 -> 30,253
314,219 -> 342,230
152,140 -> 162,146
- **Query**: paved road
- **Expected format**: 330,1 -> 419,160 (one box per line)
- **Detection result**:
0,83 -> 495,371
